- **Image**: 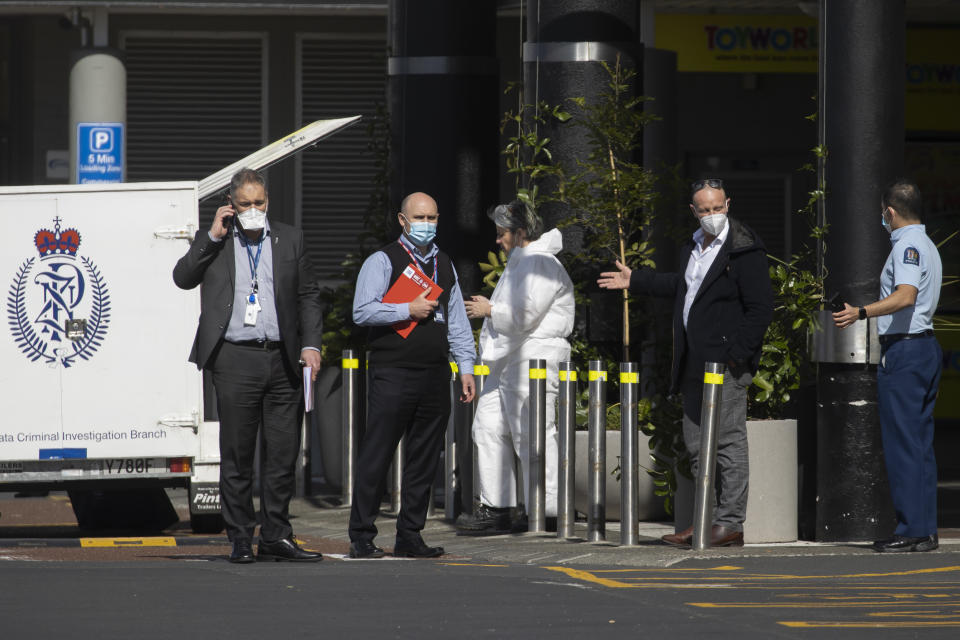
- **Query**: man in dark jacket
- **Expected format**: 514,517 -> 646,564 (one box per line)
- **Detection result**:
173,168 -> 323,563
598,178 -> 773,547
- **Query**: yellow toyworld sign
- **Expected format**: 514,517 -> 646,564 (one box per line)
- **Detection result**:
656,14 -> 818,73
905,28 -> 960,132
657,16 -> 959,132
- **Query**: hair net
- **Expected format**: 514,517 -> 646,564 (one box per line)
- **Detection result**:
488,200 -> 543,241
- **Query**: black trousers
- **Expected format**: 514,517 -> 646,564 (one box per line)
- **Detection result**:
349,365 -> 451,543
212,341 -> 302,543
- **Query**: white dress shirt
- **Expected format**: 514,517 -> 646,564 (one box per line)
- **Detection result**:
682,219 -> 730,328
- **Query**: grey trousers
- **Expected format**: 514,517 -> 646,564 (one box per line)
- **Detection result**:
680,366 -> 750,531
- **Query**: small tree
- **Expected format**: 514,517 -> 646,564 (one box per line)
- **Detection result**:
561,57 -> 658,362
500,82 -> 570,212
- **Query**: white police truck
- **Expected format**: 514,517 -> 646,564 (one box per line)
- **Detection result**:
0,117 -> 358,533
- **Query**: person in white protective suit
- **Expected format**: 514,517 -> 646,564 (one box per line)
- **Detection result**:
456,201 -> 575,535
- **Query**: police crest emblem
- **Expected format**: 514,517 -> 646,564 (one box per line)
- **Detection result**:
6,217 -> 111,367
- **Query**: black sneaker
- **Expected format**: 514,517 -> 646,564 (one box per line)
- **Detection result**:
455,504 -> 511,535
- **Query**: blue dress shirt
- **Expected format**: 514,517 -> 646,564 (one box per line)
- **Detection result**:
353,234 -> 476,372
879,223 -> 942,335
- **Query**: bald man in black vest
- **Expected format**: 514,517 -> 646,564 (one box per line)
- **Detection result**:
348,192 -> 476,559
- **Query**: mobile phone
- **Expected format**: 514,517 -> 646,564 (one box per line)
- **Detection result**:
223,193 -> 235,230
826,291 -> 845,312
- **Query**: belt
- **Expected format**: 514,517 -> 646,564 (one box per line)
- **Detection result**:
227,339 -> 284,351
878,329 -> 934,346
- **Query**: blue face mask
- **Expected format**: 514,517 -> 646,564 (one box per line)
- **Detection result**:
404,217 -> 437,246
881,213 -> 891,234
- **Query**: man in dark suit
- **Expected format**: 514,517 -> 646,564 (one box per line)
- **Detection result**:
174,168 -> 323,563
599,179 -> 773,548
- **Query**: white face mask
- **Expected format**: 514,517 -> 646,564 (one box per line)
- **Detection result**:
698,213 -> 727,236
238,207 -> 267,231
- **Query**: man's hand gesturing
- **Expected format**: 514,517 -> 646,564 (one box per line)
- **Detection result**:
597,260 -> 632,290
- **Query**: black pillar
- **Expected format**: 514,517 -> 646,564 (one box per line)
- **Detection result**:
388,0 -> 499,288
523,0 -> 641,230
815,0 -> 905,541
640,47 -> 679,396
524,1 -> 641,350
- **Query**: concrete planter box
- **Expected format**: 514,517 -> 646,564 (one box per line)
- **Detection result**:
573,430 -> 667,522
674,419 -> 798,543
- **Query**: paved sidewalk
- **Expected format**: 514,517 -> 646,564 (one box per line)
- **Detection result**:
286,496 -> 960,567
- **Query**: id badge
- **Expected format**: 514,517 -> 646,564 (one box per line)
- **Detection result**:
244,293 -> 259,327
435,307 -> 446,324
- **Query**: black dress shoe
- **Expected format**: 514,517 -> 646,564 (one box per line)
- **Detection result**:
257,536 -> 323,562
229,540 -> 255,564
873,534 -> 938,553
393,536 -> 444,558
349,539 -> 386,559
455,504 -> 511,536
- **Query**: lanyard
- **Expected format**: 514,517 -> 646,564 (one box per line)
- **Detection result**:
398,240 -> 438,280
244,235 -> 264,299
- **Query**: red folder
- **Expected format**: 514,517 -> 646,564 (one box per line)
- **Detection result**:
382,262 -> 443,338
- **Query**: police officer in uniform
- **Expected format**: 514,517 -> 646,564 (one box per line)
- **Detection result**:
833,179 -> 942,553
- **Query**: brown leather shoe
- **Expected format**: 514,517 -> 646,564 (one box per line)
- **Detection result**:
661,525 -> 693,546
710,525 -> 744,547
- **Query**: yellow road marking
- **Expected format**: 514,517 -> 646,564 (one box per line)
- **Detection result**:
869,611 -> 960,618
583,565 -> 960,581
590,565 -> 742,573
80,537 -> 177,548
551,564 -> 960,629
546,567 -> 636,588
714,566 -> 960,580
550,565 -> 960,592
780,621 -> 960,628
689,601 -> 960,609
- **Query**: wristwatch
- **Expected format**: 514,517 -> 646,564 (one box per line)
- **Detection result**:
858,306 -> 867,320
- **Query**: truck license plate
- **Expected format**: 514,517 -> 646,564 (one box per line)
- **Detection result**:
98,458 -> 164,475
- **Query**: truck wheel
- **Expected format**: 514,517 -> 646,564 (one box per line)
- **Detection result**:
189,512 -> 224,534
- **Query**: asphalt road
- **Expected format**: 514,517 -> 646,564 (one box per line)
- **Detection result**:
3,554 -> 960,639
5,492 -> 960,638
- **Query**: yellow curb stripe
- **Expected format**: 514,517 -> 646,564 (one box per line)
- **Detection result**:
438,562 -> 510,567
80,537 -> 177,548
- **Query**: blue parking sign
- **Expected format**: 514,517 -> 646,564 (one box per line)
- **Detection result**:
76,122 -> 124,183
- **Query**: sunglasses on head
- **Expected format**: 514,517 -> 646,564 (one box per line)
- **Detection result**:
691,178 -> 724,192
